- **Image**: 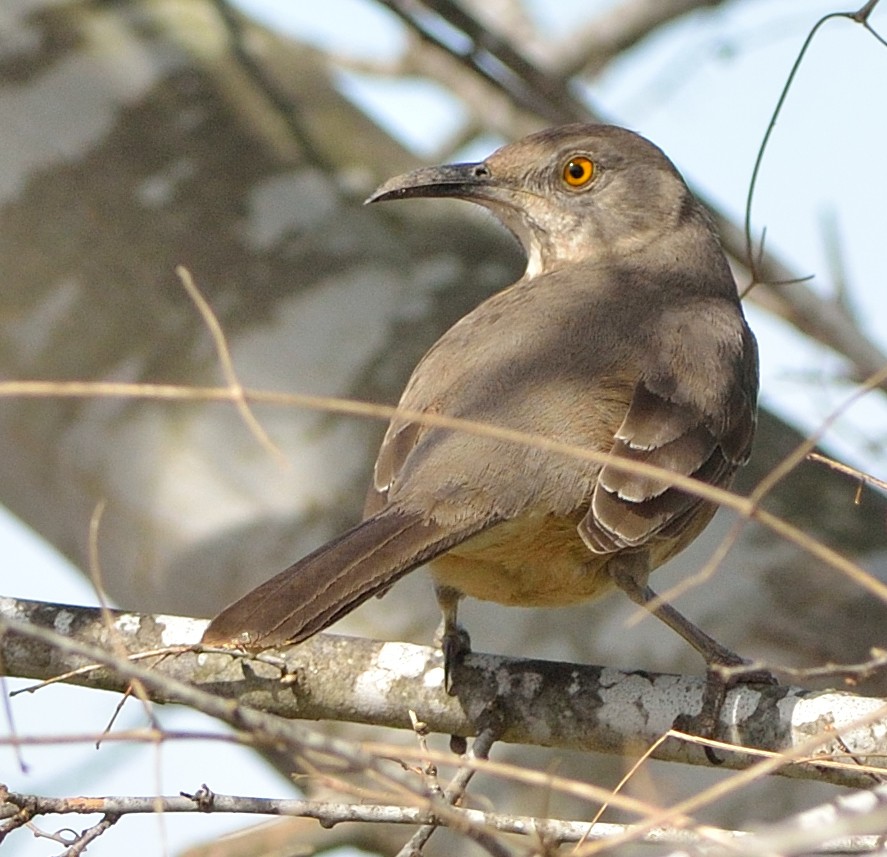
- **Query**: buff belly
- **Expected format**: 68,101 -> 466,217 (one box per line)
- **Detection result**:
429,512 -> 615,606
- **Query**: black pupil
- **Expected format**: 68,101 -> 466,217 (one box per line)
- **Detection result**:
569,161 -> 585,179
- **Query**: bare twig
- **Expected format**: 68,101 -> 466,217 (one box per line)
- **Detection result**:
398,716 -> 505,856
581,732 -> 671,844
660,778 -> 887,857
743,2 -> 887,285
64,814 -> 120,857
0,788 -> 747,850
6,784 -> 887,854
175,266 -> 286,465
807,452 -> 887,494
555,0 -> 730,77
376,0 -> 586,123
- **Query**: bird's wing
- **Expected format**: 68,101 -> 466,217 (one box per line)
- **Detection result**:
365,417 -> 427,516
580,304 -> 758,553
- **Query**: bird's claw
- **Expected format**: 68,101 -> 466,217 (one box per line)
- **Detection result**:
442,625 -> 471,695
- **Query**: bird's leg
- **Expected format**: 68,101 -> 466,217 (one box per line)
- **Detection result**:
609,552 -> 775,741
434,584 -> 470,695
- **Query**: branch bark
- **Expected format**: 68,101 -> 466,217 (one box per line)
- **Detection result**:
3,596 -> 887,789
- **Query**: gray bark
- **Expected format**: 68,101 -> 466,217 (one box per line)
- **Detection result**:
4,595 -> 887,791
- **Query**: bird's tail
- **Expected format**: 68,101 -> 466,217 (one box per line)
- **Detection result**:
202,508 -> 483,650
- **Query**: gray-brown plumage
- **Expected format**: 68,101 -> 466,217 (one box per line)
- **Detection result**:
203,124 -> 758,683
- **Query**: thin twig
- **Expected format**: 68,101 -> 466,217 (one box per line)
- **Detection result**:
807,452 -> 887,493
62,814 -> 120,857
0,788 -> 760,849
175,266 -> 286,466
578,732 -> 670,849
397,719 -> 504,856
743,4 -> 887,284
376,0 -> 586,124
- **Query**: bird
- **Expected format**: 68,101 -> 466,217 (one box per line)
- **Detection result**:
203,123 -> 760,692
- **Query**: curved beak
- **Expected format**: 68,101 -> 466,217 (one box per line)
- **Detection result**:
365,162 -> 489,204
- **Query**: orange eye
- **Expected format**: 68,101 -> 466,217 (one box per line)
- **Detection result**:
563,156 -> 594,188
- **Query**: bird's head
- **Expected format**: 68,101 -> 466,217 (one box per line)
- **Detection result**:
366,124 -> 704,279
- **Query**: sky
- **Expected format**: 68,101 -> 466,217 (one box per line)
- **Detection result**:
3,1 -> 886,856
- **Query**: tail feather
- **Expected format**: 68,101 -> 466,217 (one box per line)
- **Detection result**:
202,508 -> 482,650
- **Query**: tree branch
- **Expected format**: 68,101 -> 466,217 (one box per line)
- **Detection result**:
7,785 -> 887,855
554,0 -> 728,78
662,781 -> 887,857
3,596 -> 887,788
0,786 -> 754,851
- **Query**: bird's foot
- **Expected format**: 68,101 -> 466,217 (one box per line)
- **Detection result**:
441,624 -> 471,696
676,653 -> 777,763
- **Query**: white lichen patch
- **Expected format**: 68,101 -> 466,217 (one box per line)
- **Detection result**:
113,612 -> 142,636
567,670 -> 583,696
787,692 -> 887,754
156,614 -> 206,646
377,642 -> 428,678
52,608 -> 75,636
424,666 -> 446,689
354,643 -> 429,703
721,685 -> 762,723
598,671 -> 654,734
0,597 -> 26,619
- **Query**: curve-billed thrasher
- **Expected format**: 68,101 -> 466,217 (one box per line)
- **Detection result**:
204,123 -> 760,689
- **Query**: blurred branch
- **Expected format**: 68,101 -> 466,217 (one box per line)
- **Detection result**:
554,0 -> 728,77
4,596 -> 887,789
210,0 -> 335,171
807,452 -> 887,494
376,0 -> 586,123
821,208 -> 854,320
662,781 -> 887,857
